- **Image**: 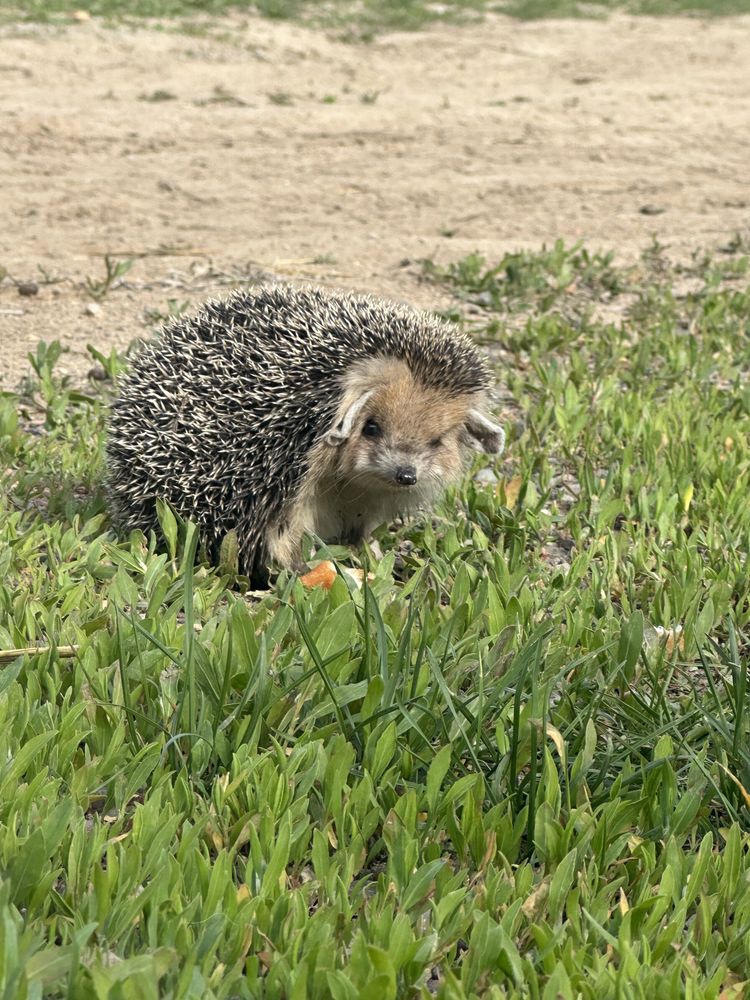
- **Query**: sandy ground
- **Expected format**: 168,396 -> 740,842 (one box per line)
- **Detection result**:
1,11 -> 749,387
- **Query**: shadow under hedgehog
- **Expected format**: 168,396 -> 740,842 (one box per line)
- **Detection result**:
105,285 -> 505,588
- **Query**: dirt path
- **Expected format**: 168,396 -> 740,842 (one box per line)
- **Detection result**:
1,12 -> 749,387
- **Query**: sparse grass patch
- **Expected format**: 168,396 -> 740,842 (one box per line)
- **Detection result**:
138,88 -> 178,101
84,255 -> 134,301
195,84 -> 250,106
143,297 -> 191,329
422,239 -> 622,316
2,238 -> 750,995
498,0 -> 750,18
0,0 -> 487,30
267,90 -> 294,105
3,0 -> 750,30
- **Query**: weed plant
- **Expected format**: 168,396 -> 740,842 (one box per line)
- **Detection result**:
1,242 -> 750,996
4,0 -> 750,29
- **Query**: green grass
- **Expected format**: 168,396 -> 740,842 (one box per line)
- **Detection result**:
0,0 -> 486,35
2,238 -> 750,996
3,0 -> 750,30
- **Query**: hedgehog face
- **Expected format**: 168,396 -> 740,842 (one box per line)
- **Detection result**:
341,395 -> 466,496
326,358 -> 504,501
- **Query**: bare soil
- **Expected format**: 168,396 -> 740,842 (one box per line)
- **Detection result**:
1,12 -> 749,387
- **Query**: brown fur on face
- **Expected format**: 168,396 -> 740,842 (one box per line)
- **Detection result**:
334,358 -> 472,498
267,357 -> 503,571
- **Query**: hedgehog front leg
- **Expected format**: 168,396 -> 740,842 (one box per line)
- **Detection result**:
265,517 -> 310,580
248,542 -> 308,589
339,522 -> 366,546
243,542 -> 271,590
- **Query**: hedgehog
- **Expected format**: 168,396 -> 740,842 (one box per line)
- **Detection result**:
105,284 -> 505,587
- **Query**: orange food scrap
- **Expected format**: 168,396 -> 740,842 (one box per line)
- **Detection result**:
299,562 -> 370,590
300,561 -> 338,589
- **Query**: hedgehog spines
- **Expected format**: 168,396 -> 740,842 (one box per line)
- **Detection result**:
106,283 -> 501,586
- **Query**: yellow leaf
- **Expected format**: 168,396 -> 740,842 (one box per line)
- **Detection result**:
618,887 -> 629,915
532,720 -> 567,764
718,763 -> 750,808
478,830 -> 497,874
547,723 -> 566,762
719,974 -> 748,999
680,482 -> 694,513
500,475 -> 523,509
209,964 -> 226,989
521,879 -> 549,920
236,884 -> 250,903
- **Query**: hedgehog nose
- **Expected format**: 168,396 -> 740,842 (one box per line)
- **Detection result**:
395,465 -> 417,487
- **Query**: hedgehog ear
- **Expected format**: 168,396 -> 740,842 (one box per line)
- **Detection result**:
463,409 -> 506,454
325,389 -> 376,445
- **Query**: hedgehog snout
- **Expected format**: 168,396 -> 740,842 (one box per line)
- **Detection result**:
394,465 -> 418,487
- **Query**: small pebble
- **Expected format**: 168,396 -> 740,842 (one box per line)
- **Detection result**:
368,538 -> 384,560
639,204 -> 665,216
85,302 -> 101,316
474,468 -> 498,485
17,282 -> 39,297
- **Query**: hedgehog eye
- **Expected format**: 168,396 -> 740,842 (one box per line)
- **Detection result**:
362,418 -> 382,439
429,437 -> 443,448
